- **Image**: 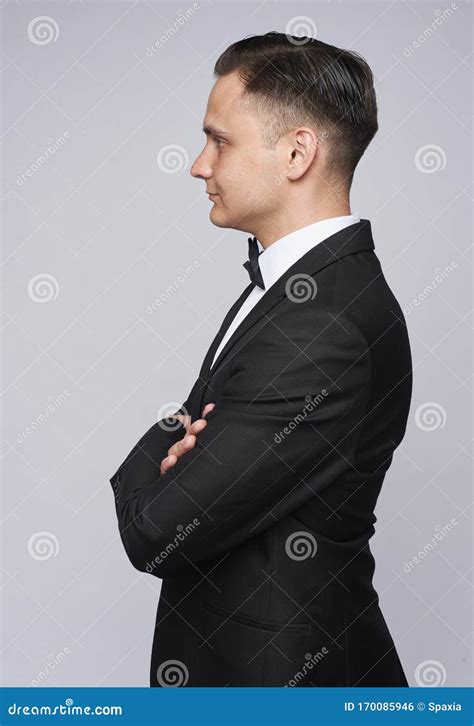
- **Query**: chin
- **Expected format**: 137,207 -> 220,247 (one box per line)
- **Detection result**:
209,217 -> 231,229
209,207 -> 231,228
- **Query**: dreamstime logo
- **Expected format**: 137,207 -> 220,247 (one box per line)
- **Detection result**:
285,15 -> 317,44
156,659 -> 189,687
8,700 -> 122,717
415,659 -> 447,686
28,531 -> 59,561
17,390 -> 71,444
156,402 -> 190,432
415,402 -> 446,431
27,273 -> 59,303
274,391 -> 328,444
145,3 -> 200,56
403,3 -> 458,57
30,647 -> 71,686
27,16 -> 59,45
403,518 -> 458,573
403,261 -> 458,316
146,519 -> 201,572
285,273 -> 318,303
156,144 -> 188,173
145,261 -> 200,314
415,144 -> 446,174
285,648 -> 329,686
285,531 -> 317,560
17,131 -> 71,185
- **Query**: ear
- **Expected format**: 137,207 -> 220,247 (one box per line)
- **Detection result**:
285,127 -> 320,181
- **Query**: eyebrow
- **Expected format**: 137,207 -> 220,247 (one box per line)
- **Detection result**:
202,124 -> 232,137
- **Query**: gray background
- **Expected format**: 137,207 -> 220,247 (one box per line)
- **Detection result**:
1,0 -> 472,687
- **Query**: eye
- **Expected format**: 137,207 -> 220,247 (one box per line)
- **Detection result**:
213,137 -> 225,148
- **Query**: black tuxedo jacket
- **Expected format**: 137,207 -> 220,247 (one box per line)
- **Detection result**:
109,219 -> 413,687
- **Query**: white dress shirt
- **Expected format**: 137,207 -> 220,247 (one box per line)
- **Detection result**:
210,212 -> 361,369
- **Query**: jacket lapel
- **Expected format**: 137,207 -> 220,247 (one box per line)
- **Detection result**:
199,219 -> 375,390
197,282 -> 254,381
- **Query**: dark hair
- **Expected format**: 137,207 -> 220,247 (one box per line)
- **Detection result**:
214,32 -> 378,188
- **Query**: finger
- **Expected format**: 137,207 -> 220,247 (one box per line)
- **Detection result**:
181,434 -> 196,450
168,434 -> 196,458
188,418 -> 207,435
202,403 -> 216,418
167,436 -> 186,458
173,414 -> 191,434
160,453 -> 177,475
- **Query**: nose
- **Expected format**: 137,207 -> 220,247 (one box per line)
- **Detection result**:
190,149 -> 212,180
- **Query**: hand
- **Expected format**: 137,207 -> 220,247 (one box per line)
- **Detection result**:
160,403 -> 215,475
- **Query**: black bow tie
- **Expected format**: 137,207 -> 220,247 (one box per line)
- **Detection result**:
243,236 -> 265,289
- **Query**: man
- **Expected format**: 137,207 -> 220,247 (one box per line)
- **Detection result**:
109,32 -> 412,687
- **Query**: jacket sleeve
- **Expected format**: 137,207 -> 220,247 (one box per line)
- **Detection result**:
108,387 -> 199,502
110,308 -> 371,578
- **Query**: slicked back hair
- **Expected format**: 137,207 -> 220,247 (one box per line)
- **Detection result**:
214,32 -> 378,188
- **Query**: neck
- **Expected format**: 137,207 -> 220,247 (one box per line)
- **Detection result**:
254,197 -> 352,250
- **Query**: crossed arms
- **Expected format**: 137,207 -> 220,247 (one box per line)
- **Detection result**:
109,307 -> 370,578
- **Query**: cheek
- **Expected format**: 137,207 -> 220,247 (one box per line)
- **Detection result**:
218,150 -> 280,204
252,157 -> 282,204
249,149 -> 281,189
217,156 -> 249,193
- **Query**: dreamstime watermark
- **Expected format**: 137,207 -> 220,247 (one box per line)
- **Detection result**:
16,131 -> 71,186
8,699 -> 122,716
415,144 -> 447,173
27,273 -> 59,303
146,261 -> 200,315
156,401 -> 190,432
403,3 -> 458,57
145,520 -> 200,573
285,15 -> 318,44
403,518 -> 458,573
403,261 -> 457,316
145,3 -> 200,56
415,659 -> 447,686
27,15 -> 59,45
27,531 -> 59,561
156,659 -> 189,686
156,144 -> 189,173
30,647 -> 71,686
274,391 -> 328,444
415,402 -> 447,431
17,389 -> 71,444
285,273 -> 318,303
284,648 -> 329,686
285,531 -> 318,560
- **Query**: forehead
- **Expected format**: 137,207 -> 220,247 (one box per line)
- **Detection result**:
203,71 -> 253,133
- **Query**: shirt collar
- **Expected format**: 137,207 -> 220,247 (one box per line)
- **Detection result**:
257,212 -> 361,290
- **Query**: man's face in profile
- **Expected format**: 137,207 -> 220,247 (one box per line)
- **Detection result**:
190,71 -> 283,234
